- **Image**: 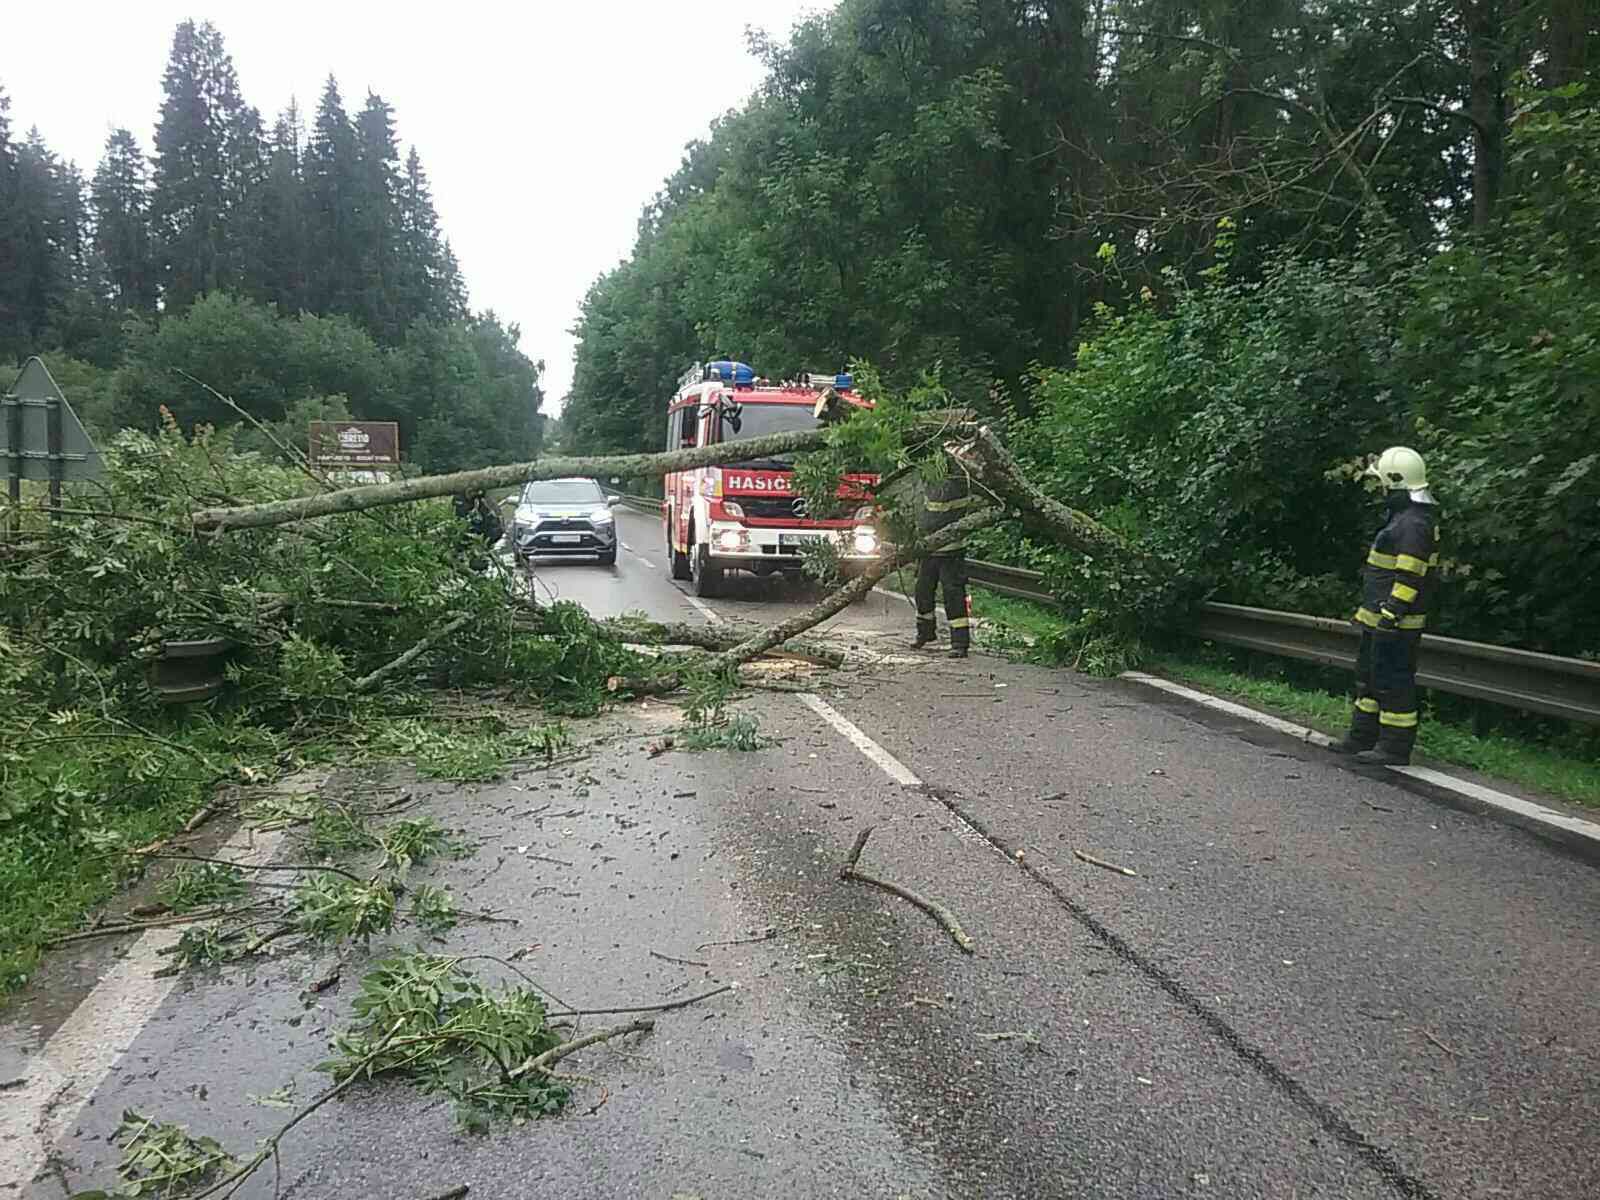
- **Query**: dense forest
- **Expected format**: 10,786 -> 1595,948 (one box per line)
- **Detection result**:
0,20 -> 544,471
563,0 -> 1600,658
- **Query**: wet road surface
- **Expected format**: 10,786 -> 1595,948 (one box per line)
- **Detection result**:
4,507 -> 1597,1199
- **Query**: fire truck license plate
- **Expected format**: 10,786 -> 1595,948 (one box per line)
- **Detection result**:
779,533 -> 821,547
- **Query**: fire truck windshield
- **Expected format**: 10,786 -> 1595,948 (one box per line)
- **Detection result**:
722,402 -> 816,442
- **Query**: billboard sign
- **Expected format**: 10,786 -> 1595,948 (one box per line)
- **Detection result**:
308,421 -> 400,469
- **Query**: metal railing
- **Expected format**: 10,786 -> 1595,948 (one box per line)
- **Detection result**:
963,560 -> 1600,726
607,499 -> 1600,725
615,493 -> 665,514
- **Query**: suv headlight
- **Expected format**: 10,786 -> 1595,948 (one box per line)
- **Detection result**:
590,507 -> 614,523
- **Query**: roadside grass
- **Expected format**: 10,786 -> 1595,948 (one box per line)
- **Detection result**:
0,756 -> 218,997
969,586 -> 1600,810
0,707 -> 569,1005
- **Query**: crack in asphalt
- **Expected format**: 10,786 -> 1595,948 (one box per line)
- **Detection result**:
919,782 -> 1442,1200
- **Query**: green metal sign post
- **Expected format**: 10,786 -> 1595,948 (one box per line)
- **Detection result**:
1,357 -> 104,529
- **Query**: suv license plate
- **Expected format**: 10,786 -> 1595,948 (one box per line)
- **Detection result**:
550,534 -> 583,544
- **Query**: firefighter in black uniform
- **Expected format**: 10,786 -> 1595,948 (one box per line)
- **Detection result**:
912,448 -> 976,659
455,488 -> 503,571
1331,446 -> 1440,766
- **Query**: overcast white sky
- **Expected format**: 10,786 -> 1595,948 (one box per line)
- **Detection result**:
4,1 -> 821,411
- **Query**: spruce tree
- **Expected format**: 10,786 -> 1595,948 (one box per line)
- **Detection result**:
352,92 -> 402,341
91,129 -> 156,312
8,129 -> 81,355
0,86 -> 25,360
395,147 -> 461,328
304,76 -> 359,316
149,20 -> 259,310
259,100 -> 309,313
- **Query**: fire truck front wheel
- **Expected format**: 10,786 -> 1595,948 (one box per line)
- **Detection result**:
691,543 -> 724,598
666,513 -> 691,581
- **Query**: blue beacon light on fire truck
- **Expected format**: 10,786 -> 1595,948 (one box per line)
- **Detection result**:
703,360 -> 756,388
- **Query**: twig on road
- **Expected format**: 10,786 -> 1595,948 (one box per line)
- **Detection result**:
649,949 -> 710,968
551,983 -> 735,1018
839,827 -> 976,954
1073,848 -> 1138,877
697,928 -> 789,950
417,1187 -> 469,1200
1423,1029 -> 1458,1058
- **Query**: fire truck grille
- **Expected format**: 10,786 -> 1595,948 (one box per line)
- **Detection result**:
738,497 -> 801,520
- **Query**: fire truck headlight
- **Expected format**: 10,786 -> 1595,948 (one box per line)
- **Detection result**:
721,500 -> 745,520
853,504 -> 875,521
853,528 -> 878,555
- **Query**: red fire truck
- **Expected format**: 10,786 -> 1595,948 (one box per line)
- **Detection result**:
663,360 -> 881,596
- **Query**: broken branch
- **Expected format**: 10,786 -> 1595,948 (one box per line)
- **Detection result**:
509,1017 -> 655,1080
45,904 -> 264,946
610,507 -> 1000,697
838,827 -> 975,954
352,614 -> 472,693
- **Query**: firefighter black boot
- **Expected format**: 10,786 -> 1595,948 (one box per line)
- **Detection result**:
1329,698 -> 1379,756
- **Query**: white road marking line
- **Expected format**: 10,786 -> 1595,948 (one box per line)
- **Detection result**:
1121,670 -> 1600,849
683,593 -> 722,623
0,818 -> 291,1190
1121,671 -> 1335,748
795,693 -> 920,787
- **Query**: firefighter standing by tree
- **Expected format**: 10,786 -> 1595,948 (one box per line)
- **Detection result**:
913,444 -> 977,659
1331,446 -> 1440,766
454,487 -> 503,572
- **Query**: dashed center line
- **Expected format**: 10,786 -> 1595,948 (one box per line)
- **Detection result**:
794,693 -> 920,786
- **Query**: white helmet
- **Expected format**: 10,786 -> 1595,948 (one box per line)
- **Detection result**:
1366,445 -> 1432,502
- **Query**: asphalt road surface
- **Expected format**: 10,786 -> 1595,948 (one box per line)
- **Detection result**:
3,506 -> 1596,1200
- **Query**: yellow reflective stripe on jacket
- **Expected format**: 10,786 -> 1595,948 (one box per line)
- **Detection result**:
1394,553 -> 1429,575
1355,607 -> 1426,630
1391,582 -> 1419,603
1380,711 -> 1419,729
949,617 -> 973,628
1367,550 -> 1397,569
924,495 -> 976,512
1355,698 -> 1380,714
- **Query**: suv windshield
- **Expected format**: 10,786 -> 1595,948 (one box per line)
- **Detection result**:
521,479 -> 604,506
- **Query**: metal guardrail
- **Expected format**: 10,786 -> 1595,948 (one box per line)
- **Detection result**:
963,560 -> 1600,726
615,493 -> 665,514
605,501 -> 1600,725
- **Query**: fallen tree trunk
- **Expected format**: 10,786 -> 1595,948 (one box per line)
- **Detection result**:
967,426 -> 1145,563
606,505 -> 1001,696
595,617 -> 845,667
191,430 -> 833,533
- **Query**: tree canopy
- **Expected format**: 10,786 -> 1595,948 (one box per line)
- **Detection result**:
0,19 -> 541,471
561,0 -> 1600,658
